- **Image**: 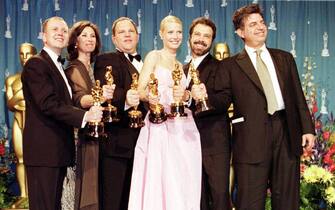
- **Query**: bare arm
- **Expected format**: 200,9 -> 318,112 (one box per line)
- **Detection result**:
138,50 -> 159,102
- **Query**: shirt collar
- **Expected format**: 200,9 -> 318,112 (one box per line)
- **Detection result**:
115,48 -> 138,61
43,47 -> 61,65
191,52 -> 209,69
245,44 -> 267,56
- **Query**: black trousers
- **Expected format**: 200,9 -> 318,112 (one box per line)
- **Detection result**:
234,111 -> 300,210
100,156 -> 133,210
201,152 -> 232,210
26,165 -> 67,210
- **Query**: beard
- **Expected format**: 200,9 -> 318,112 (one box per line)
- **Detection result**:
191,40 -> 212,56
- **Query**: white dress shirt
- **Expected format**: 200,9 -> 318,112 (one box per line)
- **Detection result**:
122,51 -> 143,110
245,44 -> 285,110
124,52 -> 143,73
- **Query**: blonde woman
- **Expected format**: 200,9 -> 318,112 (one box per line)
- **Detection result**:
128,16 -> 201,210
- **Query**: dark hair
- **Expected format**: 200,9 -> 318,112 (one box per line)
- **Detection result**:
232,4 -> 264,31
189,17 -> 216,41
112,17 -> 138,36
67,20 -> 101,62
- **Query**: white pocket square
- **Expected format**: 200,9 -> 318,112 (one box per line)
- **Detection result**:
231,117 -> 244,124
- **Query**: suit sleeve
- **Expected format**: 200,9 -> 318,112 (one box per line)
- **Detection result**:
207,60 -> 232,114
22,57 -> 85,127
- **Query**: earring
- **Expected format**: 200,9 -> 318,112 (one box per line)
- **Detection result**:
75,45 -> 77,49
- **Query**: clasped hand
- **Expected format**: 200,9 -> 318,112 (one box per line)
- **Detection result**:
302,133 -> 316,152
191,83 -> 207,101
102,84 -> 115,100
148,92 -> 160,106
126,89 -> 140,107
173,85 -> 185,102
85,105 -> 104,122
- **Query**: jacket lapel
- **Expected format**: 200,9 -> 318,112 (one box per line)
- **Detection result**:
117,51 -> 139,77
40,50 -> 72,102
197,54 -> 213,84
236,49 -> 264,93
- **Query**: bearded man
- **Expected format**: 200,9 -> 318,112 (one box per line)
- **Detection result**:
183,17 -> 232,210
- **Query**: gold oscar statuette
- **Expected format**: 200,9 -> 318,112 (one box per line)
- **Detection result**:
169,63 -> 187,118
148,73 -> 167,124
128,73 -> 145,128
86,80 -> 106,140
190,63 -> 214,116
103,65 -> 120,123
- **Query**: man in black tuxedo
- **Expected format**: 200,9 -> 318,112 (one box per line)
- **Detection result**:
21,16 -> 102,210
94,17 -> 146,210
220,4 -> 315,210
184,17 -> 231,210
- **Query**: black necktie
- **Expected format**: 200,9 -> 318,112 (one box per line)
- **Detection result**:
128,54 -> 141,62
57,55 -> 65,65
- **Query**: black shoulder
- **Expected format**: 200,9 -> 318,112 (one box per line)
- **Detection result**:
96,52 -> 120,61
268,48 -> 291,56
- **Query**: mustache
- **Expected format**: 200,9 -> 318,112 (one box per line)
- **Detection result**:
193,41 -> 207,47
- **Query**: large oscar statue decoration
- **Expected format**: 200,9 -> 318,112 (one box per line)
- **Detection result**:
103,66 -> 119,123
128,73 -> 145,128
213,42 -> 233,115
148,73 -> 167,124
213,42 -> 230,61
189,63 -> 214,116
169,63 -> 187,118
213,42 -> 234,205
5,42 -> 37,209
86,80 -> 106,140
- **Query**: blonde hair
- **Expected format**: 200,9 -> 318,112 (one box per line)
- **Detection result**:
160,15 -> 182,32
42,16 -> 67,32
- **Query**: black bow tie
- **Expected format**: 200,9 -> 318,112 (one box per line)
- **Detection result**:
128,54 -> 141,62
57,56 -> 65,65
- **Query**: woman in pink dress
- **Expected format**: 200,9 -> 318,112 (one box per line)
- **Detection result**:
128,15 -> 202,210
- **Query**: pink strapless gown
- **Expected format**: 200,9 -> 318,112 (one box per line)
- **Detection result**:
128,66 -> 202,210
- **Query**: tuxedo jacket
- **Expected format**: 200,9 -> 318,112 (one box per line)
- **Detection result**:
94,51 -> 147,159
184,54 -> 231,156
221,48 -> 314,163
21,50 -> 85,167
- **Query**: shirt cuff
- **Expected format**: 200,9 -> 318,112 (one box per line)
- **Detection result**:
124,101 -> 131,111
184,90 -> 192,107
81,112 -> 88,128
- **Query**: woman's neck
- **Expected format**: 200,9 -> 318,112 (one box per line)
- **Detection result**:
159,48 -> 179,71
77,52 -> 91,70
161,48 -> 177,57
